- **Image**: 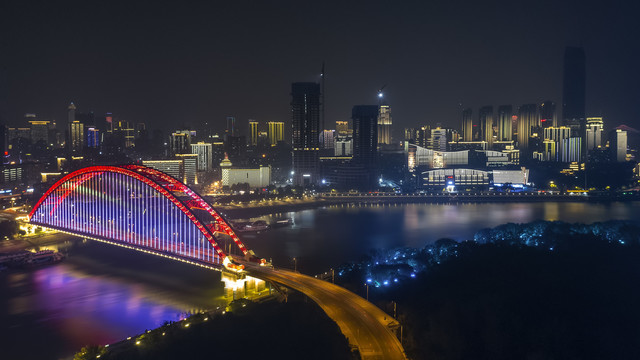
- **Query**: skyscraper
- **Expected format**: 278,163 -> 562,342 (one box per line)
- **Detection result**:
497,105 -> 512,142
562,47 -> 586,126
517,104 -> 540,155
267,121 -> 284,146
586,117 -> 603,151
377,105 -> 392,145
461,108 -> 473,141
248,120 -> 259,146
479,106 -> 494,146
226,116 -> 237,138
291,82 -> 321,185
170,130 -> 191,155
352,105 -> 378,169
539,101 -> 557,128
191,142 -> 213,172
610,129 -> 627,162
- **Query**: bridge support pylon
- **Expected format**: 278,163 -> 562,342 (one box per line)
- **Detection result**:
220,270 -> 267,300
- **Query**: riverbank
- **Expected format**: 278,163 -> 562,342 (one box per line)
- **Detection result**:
216,192 -> 640,219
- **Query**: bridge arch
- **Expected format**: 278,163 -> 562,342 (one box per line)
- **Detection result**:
29,165 -> 248,265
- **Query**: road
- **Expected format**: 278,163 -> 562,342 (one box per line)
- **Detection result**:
244,265 -> 407,360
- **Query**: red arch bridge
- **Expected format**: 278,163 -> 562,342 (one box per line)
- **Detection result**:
28,164 -> 407,359
28,165 -> 263,272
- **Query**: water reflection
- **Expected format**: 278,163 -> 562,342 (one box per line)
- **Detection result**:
241,201 -> 640,275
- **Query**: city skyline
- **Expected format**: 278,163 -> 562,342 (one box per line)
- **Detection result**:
2,1 -> 640,133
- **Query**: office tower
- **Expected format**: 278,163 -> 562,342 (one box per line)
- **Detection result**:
86,127 -> 100,148
170,130 -> 192,155
517,104 -> 539,154
496,106 -> 512,141
461,108 -> 473,141
610,129 -> 627,162
28,119 -> 50,145
404,128 -> 417,143
377,105 -> 392,145
68,102 -> 76,124
175,154 -> 198,184
226,116 -> 237,137
113,120 -> 135,148
479,106 -> 494,146
352,105 -> 378,169
586,117 -> 603,151
539,101 -> 557,128
334,137 -> 353,156
291,82 -> 321,185
428,128 -> 449,152
248,120 -> 259,146
191,142 -> 213,172
321,129 -> 335,149
562,46 -> 586,129
267,121 -> 285,146
336,121 -> 350,137
561,137 -> 582,163
105,112 -> 114,133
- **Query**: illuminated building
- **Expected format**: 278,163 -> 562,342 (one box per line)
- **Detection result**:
539,101 -> 557,128
291,82 -> 321,186
219,155 -> 271,188
267,121 -> 284,146
479,106 -> 494,146
334,137 -> 353,156
461,108 -> 473,141
377,105 -> 392,145
516,104 -> 539,154
610,129 -> 627,162
497,105 -> 512,141
28,120 -> 50,145
113,120 -> 135,148
86,127 -> 100,148
352,105 -> 378,168
170,130 -> 192,155
561,137 -> 582,163
191,142 -> 213,172
586,117 -> 603,150
336,121 -> 350,137
143,155 -> 198,185
248,120 -> 259,146
321,129 -> 335,150
428,128 -> 449,152
226,116 -> 237,137
175,154 -> 198,184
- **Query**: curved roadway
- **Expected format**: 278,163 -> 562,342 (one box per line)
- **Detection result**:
244,265 -> 407,360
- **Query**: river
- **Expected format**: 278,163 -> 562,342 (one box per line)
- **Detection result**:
2,201 -> 640,359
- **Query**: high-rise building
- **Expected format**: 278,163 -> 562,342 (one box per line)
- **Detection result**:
334,137 -> 353,156
291,82 -> 321,186
561,137 -> 582,163
377,105 -> 392,145
586,117 -> 603,151
28,120 -> 50,145
497,106 -> 512,142
461,108 -> 473,142
248,120 -> 259,146
175,154 -> 198,185
170,130 -> 192,155
562,47 -> 586,128
68,102 -> 76,125
87,127 -> 100,148
114,120 -> 135,148
352,105 -> 378,169
321,130 -> 335,150
479,106 -> 494,146
69,121 -> 84,152
517,104 -> 539,154
610,129 -> 627,162
226,116 -> 237,138
267,121 -> 284,146
539,101 -> 557,128
428,128 -> 449,152
191,142 -> 213,172
336,121 -> 350,137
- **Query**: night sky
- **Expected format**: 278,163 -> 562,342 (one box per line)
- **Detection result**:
2,0 -> 639,136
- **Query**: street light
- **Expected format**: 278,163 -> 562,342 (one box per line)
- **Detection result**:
293,257 -> 297,272
364,283 -> 369,301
